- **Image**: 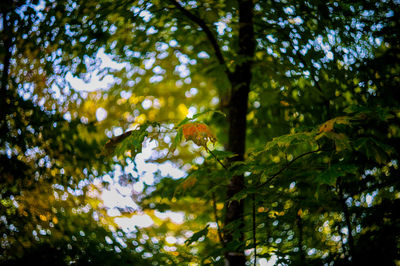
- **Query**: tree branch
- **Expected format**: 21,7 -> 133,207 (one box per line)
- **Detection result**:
205,146 -> 228,170
257,148 -> 322,188
212,191 -> 225,247
167,0 -> 231,78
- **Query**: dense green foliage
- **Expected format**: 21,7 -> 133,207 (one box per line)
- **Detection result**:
1,0 -> 400,265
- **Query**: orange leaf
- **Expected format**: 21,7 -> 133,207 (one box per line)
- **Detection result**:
182,123 -> 216,147
319,119 -> 335,133
182,177 -> 197,190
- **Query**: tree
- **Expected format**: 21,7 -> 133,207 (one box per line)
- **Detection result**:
1,0 -> 400,265
0,1 -> 153,264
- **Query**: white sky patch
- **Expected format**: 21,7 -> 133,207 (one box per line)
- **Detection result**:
189,87 -> 198,96
142,172 -> 154,185
169,39 -> 178,47
154,211 -> 185,224
176,64 -> 190,78
366,190 -> 377,207
290,16 -> 303,25
158,162 -> 186,179
101,189 -> 139,210
135,156 -> 158,173
113,127 -> 123,136
284,6 -> 295,15
177,53 -> 190,64
315,35 -> 335,61
194,156 -> 204,165
211,96 -> 220,105
96,107 -> 107,121
215,21 -> 227,35
114,214 -> 154,232
133,181 -> 144,193
165,236 -> 177,244
141,98 -> 153,110
197,51 -> 210,59
66,71 -> 115,92
187,106 -> 197,118
144,57 -> 156,69
107,208 -> 122,217
259,255 -> 278,266
139,10 -> 152,22
115,183 -> 134,197
65,48 -> 127,92
97,48 -> 127,70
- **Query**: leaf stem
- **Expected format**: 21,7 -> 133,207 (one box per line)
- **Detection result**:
205,146 -> 228,170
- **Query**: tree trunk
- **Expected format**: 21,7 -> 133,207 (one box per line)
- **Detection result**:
224,0 -> 255,265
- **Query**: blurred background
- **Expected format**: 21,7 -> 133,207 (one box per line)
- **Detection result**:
1,0 -> 400,265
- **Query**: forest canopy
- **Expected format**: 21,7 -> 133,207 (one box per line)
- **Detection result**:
1,0 -> 400,265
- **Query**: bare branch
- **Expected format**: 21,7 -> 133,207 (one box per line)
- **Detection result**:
167,0 -> 231,78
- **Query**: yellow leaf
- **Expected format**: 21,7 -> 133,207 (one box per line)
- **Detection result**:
319,119 -> 335,133
39,214 -> 47,221
272,156 -> 280,163
247,111 -> 255,120
319,116 -> 350,133
177,103 -> 188,118
280,100 -> 290,106
297,209 -> 303,217
135,113 -> 146,124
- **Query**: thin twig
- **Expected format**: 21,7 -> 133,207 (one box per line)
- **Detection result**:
205,146 -> 228,170
212,191 -> 225,247
257,148 -> 321,188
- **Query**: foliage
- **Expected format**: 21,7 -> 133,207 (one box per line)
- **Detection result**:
1,0 -> 400,265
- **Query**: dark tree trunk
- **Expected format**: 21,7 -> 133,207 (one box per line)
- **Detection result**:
224,0 -> 255,265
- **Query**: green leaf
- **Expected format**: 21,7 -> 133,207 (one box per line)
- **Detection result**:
114,126 -> 149,158
207,150 -> 236,160
316,164 -> 357,186
185,225 -> 209,246
354,137 -> 393,164
227,187 -> 257,203
176,117 -> 191,128
228,189 -> 249,202
168,127 -> 182,155
212,110 -> 227,118
176,110 -> 223,127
